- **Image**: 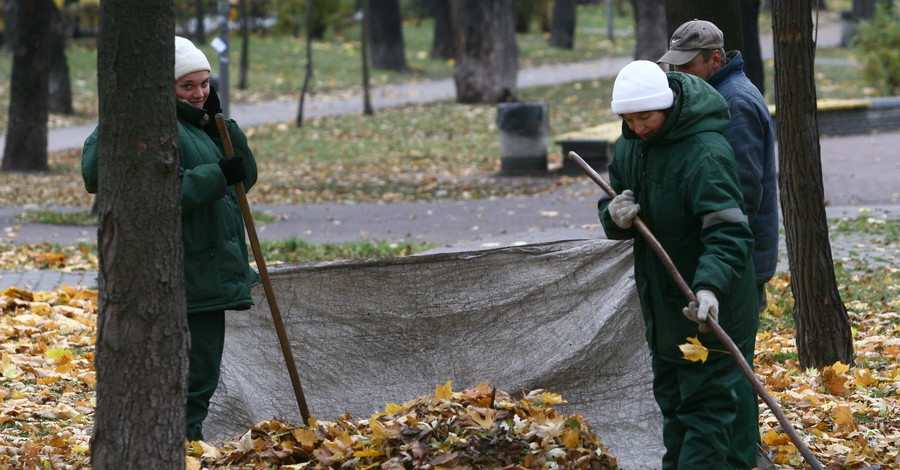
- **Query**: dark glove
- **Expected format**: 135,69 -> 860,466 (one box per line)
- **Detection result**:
202,86 -> 224,135
204,86 -> 224,116
218,156 -> 246,186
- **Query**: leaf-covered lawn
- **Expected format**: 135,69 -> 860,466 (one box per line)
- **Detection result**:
0,255 -> 897,468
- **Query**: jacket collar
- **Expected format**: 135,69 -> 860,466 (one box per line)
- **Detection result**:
706,50 -> 744,89
176,100 -> 210,128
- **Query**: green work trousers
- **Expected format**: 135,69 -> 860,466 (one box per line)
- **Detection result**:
186,310 -> 226,442
652,351 -> 758,470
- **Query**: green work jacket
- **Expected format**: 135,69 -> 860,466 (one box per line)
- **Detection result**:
598,72 -> 758,361
82,99 -> 261,314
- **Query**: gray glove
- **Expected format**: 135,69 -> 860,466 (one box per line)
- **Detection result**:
608,189 -> 640,229
683,289 -> 719,332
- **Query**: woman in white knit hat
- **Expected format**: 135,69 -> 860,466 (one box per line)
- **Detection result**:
82,36 -> 260,442
596,60 -> 760,470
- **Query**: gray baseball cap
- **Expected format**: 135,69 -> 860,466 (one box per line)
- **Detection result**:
657,19 -> 724,65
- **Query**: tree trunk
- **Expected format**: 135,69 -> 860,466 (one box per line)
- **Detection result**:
2,1 -> 18,52
238,0 -> 249,90
91,0 -> 188,467
548,0 -> 576,49
195,0 -> 206,43
361,0 -> 374,115
297,0 -> 315,126
430,0 -> 455,59
771,0 -> 854,368
514,0 -> 538,33
740,0 -> 765,96
451,0 -> 518,104
665,0 -> 743,52
631,0 -> 667,61
3,0 -> 52,172
49,1 -> 74,115
368,0 -> 408,71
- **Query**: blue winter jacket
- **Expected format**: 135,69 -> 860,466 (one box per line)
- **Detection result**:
706,51 -> 778,284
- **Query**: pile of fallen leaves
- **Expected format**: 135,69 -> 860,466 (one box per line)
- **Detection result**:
187,382 -> 619,470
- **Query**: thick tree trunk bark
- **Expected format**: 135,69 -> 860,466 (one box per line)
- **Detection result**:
49,2 -> 74,115
771,0 -> 854,368
195,0 -> 206,43
361,0 -> 374,115
740,0 -> 765,96
548,0 -> 576,49
631,0 -> 667,61
665,0 -> 743,52
430,0 -> 455,59
451,0 -> 518,103
513,0 -> 537,33
238,0 -> 249,90
3,0 -> 52,172
91,0 -> 188,467
297,0 -> 315,125
369,0 -> 408,71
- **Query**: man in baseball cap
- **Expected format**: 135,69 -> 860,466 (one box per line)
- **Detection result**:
658,19 -> 725,69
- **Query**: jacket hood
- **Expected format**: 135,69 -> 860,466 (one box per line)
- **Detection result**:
621,71 -> 730,145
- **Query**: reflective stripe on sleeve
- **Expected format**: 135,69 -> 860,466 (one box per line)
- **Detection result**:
701,208 -> 747,228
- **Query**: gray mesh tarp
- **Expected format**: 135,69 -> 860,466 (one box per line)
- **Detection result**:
206,239 -> 665,469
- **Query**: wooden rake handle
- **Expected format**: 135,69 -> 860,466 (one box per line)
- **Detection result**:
568,151 -> 824,470
216,114 -> 311,423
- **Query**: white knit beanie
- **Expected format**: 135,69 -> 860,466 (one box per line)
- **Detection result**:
174,36 -> 211,80
610,60 -> 674,114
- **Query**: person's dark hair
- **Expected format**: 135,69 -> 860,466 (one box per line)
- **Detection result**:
699,48 -> 726,62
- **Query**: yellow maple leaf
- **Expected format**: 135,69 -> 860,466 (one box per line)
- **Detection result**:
679,337 -> 709,363
561,429 -> 581,449
467,407 -> 495,429
367,417 -> 388,441
821,365 -> 851,395
831,404 -> 854,428
185,456 -> 202,470
292,428 -> 319,448
831,361 -> 850,375
353,448 -> 385,458
853,368 -> 875,386
540,391 -> 567,404
435,380 -> 453,400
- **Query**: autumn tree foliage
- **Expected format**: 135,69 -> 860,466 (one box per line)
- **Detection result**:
771,0 -> 854,368
91,0 -> 189,468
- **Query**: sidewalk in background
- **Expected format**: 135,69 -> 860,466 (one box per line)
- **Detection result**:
2,21 -> 897,292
